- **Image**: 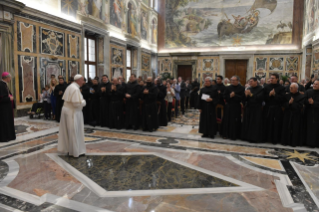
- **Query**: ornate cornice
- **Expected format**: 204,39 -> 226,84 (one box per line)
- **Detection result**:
0,0 -> 25,13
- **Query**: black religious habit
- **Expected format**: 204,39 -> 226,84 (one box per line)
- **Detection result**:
99,82 -> 111,127
141,83 -> 159,132
0,81 -> 16,142
157,84 -> 168,126
262,84 -> 285,144
304,89 -> 319,147
198,85 -> 218,138
281,92 -> 305,147
221,84 -> 245,140
109,84 -> 124,129
241,85 -> 264,143
125,81 -> 140,130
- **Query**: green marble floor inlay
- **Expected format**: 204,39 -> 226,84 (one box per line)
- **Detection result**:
59,155 -> 239,191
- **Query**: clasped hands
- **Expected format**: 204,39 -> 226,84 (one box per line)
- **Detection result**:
308,98 -> 314,105
269,89 -> 276,96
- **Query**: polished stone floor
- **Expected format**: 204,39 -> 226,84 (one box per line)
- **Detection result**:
0,110 -> 318,211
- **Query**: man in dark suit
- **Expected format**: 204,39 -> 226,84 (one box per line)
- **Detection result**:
178,77 -> 186,115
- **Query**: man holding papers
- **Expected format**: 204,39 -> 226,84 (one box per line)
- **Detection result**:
198,77 -> 218,138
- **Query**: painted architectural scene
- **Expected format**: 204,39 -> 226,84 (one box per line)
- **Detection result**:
165,0 -> 294,48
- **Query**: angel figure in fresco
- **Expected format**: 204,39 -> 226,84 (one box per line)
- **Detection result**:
127,2 -> 138,37
78,0 -> 88,15
152,19 -> 157,44
113,0 -> 123,26
88,0 -> 102,19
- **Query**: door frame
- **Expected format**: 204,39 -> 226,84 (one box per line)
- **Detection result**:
173,60 -> 197,80
220,55 -> 254,80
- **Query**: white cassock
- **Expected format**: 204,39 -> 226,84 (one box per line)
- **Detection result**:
57,82 -> 86,157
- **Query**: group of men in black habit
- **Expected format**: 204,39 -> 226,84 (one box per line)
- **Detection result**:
80,74 -> 160,132
198,73 -> 319,148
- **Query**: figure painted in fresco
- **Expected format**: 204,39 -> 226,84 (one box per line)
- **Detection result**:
165,0 -> 293,48
151,18 -> 157,44
127,2 -> 138,37
141,10 -> 148,40
110,0 -> 123,28
87,0 -> 103,19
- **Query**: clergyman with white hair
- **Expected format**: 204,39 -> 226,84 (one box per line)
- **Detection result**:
57,74 -> 86,157
198,77 -> 218,139
281,82 -> 305,147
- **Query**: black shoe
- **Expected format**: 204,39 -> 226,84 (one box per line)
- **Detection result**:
202,134 -> 209,138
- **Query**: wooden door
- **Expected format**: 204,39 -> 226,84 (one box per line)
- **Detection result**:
225,60 -> 247,86
177,65 -> 192,81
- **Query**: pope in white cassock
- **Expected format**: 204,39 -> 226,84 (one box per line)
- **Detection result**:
57,74 -> 86,157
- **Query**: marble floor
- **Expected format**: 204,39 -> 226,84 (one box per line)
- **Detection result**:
0,111 -> 318,211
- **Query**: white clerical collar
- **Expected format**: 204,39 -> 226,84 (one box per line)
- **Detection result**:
73,82 -> 80,88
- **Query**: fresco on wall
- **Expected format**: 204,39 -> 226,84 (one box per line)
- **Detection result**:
76,0 -> 108,23
141,8 -> 148,40
127,2 -> 138,37
87,0 -> 103,19
151,18 -> 157,44
165,0 -> 294,48
110,0 -> 124,28
142,0 -> 149,7
304,0 -> 319,37
61,0 -> 78,18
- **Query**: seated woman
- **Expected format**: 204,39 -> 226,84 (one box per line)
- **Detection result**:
28,88 -> 45,117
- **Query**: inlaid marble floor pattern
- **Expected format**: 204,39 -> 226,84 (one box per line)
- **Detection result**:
0,113 -> 318,211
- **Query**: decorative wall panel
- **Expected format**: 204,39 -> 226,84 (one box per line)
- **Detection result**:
202,59 -> 214,72
17,55 -> 37,103
159,58 -> 172,73
286,57 -> 299,71
98,37 -> 104,63
141,53 -> 151,72
68,34 -> 79,59
40,27 -> 64,56
14,16 -> 82,108
256,57 -> 267,72
110,43 -> 126,79
40,58 -> 66,89
253,55 -> 301,80
111,47 -> 124,65
17,21 -> 36,53
68,61 -> 79,78
269,57 -> 284,71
